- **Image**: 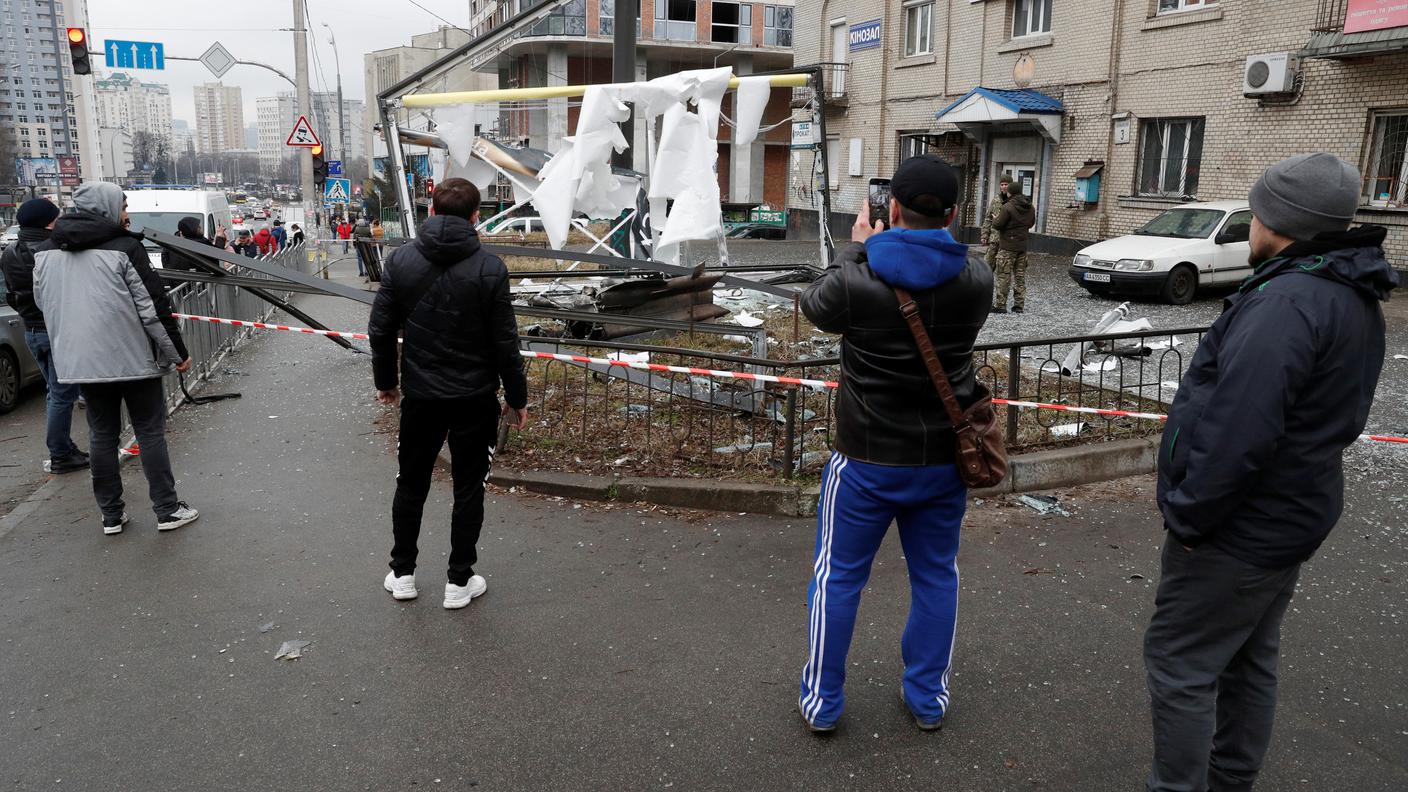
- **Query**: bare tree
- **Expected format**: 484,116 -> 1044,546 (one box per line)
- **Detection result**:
132,131 -> 172,183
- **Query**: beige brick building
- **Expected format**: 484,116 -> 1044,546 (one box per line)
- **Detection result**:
787,0 -> 1408,265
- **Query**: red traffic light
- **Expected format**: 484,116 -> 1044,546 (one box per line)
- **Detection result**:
67,27 -> 86,44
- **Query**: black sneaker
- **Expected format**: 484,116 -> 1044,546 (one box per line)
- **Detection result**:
1012,306 -> 1025,314
49,453 -> 91,474
991,307 -> 1008,314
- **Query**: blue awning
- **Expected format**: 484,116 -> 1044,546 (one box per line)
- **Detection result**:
936,87 -> 1065,142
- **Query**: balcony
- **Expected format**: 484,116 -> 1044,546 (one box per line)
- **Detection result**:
790,63 -> 849,111
1304,0 -> 1408,58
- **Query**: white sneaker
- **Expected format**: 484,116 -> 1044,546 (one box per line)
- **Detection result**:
383,571 -> 418,600
157,502 -> 199,532
443,575 -> 486,609
102,513 -> 130,535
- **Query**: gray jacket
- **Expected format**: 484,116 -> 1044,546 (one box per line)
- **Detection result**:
33,183 -> 188,383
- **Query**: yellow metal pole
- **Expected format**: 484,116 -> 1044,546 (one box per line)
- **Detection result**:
400,73 -> 811,108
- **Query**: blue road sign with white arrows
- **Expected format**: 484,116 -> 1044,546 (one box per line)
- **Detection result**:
327,160 -> 343,176
105,40 -> 165,70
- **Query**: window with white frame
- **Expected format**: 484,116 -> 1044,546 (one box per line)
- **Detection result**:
1136,117 -> 1205,197
1364,111 -> 1408,207
904,1 -> 934,56
1011,0 -> 1052,38
655,0 -> 697,42
898,131 -> 932,161
1157,0 -> 1211,14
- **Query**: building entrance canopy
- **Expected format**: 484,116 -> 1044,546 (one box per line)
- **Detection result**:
935,87 -> 1064,144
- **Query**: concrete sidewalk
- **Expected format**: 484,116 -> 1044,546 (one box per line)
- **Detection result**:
1,262 -> 1404,790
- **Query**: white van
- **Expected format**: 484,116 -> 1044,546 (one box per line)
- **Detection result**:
124,189 -> 233,267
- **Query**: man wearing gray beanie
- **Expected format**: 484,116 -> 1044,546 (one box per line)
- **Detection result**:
1144,153 -> 1398,792
32,182 -> 200,536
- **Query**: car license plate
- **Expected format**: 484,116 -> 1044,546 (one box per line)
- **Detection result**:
1084,272 -> 1112,283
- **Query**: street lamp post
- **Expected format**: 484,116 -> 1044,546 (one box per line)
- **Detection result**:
323,24 -> 348,181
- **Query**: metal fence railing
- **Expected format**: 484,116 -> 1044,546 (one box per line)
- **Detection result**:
497,324 -> 1210,482
154,242 -> 315,413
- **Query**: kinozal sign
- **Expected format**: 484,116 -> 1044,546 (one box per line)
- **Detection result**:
1344,0 -> 1408,34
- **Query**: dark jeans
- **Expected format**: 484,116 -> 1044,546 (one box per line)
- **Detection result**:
390,395 -> 499,586
81,377 -> 179,519
1144,536 -> 1301,792
24,330 -> 82,461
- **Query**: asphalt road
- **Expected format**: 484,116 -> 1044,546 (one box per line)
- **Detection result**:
1,260 -> 1404,790
0,377 -> 63,519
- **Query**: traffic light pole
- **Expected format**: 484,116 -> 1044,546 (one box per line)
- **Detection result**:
293,0 -> 317,234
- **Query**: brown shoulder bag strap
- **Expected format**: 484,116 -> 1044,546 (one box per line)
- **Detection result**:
893,286 -> 968,430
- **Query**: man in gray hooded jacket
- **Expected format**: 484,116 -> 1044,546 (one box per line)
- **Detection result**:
33,182 -> 200,535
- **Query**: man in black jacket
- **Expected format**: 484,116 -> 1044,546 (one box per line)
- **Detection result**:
797,156 -> 991,732
1144,153 -> 1398,792
1,198 -> 87,473
368,178 -> 528,610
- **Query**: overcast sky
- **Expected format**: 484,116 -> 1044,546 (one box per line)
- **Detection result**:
87,0 -> 471,128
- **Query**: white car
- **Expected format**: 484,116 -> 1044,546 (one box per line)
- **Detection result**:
1068,200 -> 1252,305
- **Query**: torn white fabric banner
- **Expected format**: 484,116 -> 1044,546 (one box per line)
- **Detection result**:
432,103 -> 481,168
732,76 -> 772,146
446,154 -> 498,193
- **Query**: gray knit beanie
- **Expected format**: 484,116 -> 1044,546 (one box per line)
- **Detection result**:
1249,153 -> 1360,240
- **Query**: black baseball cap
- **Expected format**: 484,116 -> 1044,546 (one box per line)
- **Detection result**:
891,155 -> 960,217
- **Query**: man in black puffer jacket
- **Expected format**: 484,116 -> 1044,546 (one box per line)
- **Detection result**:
368,177 -> 528,610
796,156 -> 991,733
1144,154 -> 1399,792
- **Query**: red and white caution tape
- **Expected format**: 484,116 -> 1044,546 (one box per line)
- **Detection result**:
170,313 -> 1408,446
174,313 -> 371,340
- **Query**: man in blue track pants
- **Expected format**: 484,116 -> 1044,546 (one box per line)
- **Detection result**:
798,156 -> 992,733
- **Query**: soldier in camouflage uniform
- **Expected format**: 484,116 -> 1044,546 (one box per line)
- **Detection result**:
991,178 -> 1036,313
981,172 -> 1012,270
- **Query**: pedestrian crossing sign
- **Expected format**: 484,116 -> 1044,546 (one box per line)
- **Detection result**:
286,115 -> 321,147
323,178 -> 351,205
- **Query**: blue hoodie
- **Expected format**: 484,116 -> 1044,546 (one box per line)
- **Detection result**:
862,227 -> 971,291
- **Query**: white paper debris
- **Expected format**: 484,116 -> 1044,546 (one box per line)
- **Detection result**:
608,351 -> 650,365
1049,422 -> 1086,438
733,311 -> 765,328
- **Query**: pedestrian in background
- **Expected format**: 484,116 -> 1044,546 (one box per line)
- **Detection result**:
337,218 -> 352,254
290,223 -> 305,246
254,226 -> 276,256
32,182 -> 199,535
368,178 -> 528,610
0,198 -> 88,475
1144,153 -> 1398,792
981,172 -> 1011,271
232,229 -> 258,258
353,216 -> 372,279
797,156 -> 992,732
990,178 -> 1035,314
271,219 -> 288,251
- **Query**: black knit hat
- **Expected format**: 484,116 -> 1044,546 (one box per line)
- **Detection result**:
17,198 -> 61,228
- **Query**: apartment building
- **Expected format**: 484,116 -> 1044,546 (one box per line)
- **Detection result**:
93,71 -> 173,146
0,0 -> 100,184
364,26 -> 496,162
789,0 -> 1408,261
193,82 -> 245,154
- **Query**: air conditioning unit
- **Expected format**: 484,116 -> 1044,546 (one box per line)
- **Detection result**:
1243,52 -> 1299,96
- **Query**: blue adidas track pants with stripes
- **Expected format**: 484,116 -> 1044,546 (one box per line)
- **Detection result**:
799,452 -> 966,728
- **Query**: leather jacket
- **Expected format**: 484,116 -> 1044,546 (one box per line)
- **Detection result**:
802,231 -> 992,466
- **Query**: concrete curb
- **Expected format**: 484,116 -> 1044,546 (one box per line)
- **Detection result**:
478,435 -> 1162,517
